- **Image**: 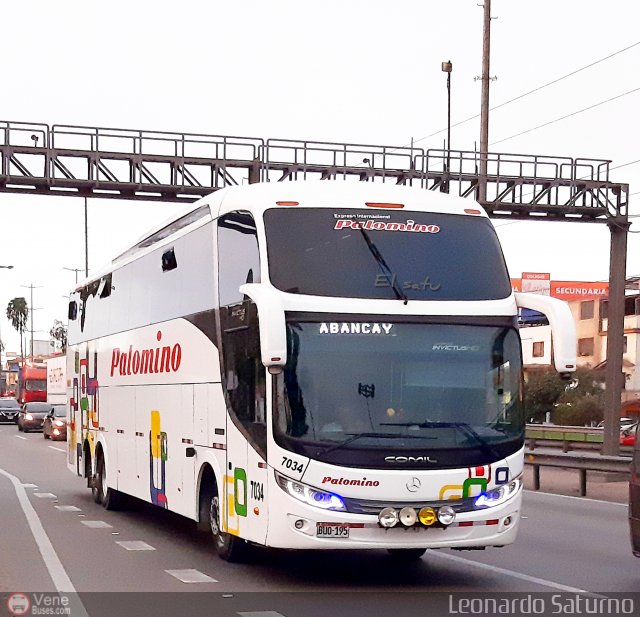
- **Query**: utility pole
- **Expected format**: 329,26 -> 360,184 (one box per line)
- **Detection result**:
21,284 -> 42,363
84,197 -> 89,277
478,0 -> 492,204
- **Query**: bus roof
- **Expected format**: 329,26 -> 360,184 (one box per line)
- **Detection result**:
217,180 -> 488,218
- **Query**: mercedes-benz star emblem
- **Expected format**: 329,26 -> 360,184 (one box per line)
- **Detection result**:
406,477 -> 421,492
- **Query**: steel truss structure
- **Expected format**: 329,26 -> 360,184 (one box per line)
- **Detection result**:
0,120 -> 630,454
0,121 -> 628,223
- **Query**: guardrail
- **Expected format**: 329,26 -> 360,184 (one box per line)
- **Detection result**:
525,424 -> 634,455
524,448 -> 631,497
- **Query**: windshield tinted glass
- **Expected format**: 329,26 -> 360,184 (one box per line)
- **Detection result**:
0,399 -> 19,409
52,406 -> 66,417
264,208 -> 511,300
25,403 -> 52,412
274,319 -> 523,468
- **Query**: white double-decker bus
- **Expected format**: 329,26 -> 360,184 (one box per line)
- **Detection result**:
66,181 -> 576,561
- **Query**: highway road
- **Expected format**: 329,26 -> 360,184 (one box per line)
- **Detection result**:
0,425 -> 638,617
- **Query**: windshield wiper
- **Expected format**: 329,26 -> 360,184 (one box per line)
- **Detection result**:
380,421 -> 503,461
357,227 -> 408,304
315,431 -> 434,457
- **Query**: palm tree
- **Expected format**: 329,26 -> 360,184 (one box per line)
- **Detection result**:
6,297 -> 28,363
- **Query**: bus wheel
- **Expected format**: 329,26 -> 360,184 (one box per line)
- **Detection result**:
208,494 -> 248,562
94,454 -> 125,511
386,548 -> 427,560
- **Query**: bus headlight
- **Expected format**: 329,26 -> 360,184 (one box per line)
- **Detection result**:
379,507 -> 399,528
474,477 -> 522,509
398,506 -> 417,527
437,505 -> 456,526
275,471 -> 346,511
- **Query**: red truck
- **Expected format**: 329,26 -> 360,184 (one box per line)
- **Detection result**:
17,364 -> 47,404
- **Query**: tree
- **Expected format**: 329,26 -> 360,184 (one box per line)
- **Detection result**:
50,320 -> 68,353
523,369 -> 566,423
524,366 -> 605,426
6,297 -> 28,362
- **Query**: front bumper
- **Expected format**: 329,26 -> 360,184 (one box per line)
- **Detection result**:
0,413 -> 18,423
265,484 -> 522,550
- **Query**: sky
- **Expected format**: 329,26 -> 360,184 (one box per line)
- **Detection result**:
0,0 -> 639,357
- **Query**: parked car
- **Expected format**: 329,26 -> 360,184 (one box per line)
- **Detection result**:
621,424 -> 638,447
17,402 -> 54,432
0,397 -> 20,424
43,405 -> 68,441
630,424 -> 640,557
596,417 -> 637,430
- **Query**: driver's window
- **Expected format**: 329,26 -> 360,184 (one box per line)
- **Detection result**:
218,211 -> 261,307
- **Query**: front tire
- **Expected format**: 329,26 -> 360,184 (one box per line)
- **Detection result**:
199,489 -> 248,562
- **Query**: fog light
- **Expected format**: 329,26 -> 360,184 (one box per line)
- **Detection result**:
379,507 -> 399,528
504,516 -> 512,527
437,505 -> 456,526
294,519 -> 305,529
399,507 -> 417,527
418,507 -> 437,526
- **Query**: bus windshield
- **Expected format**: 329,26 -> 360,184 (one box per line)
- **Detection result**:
264,208 -> 512,300
273,319 -> 524,469
25,380 -> 47,392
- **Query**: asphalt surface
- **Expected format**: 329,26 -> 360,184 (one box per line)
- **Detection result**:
0,424 -> 637,617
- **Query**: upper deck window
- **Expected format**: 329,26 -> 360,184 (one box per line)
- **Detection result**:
264,208 -> 511,301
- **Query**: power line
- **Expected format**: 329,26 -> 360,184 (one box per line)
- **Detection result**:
490,87 -> 640,146
411,39 -> 640,147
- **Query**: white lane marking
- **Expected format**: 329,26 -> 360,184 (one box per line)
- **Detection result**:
432,551 -> 604,597
15,435 -> 27,440
81,520 -> 113,529
116,541 -> 156,551
22,483 -> 38,488
524,489 -> 627,507
238,613 -> 287,617
48,446 -> 65,453
165,569 -> 218,583
34,493 -> 57,499
55,505 -> 82,512
0,467 -> 76,592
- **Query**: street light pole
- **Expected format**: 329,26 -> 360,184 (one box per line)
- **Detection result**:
441,60 -> 453,193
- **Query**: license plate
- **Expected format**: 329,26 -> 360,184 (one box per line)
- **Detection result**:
316,523 -> 349,538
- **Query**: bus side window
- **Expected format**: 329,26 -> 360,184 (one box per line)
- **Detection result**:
218,211 -> 261,307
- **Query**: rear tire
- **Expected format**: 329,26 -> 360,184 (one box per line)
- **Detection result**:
93,453 -> 125,510
386,548 -> 427,560
44,431 -> 50,439
199,488 -> 248,562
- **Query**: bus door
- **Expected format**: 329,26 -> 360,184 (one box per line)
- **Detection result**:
217,210 -> 268,544
219,301 -> 268,544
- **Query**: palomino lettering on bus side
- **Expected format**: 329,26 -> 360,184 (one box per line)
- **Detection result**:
110,330 -> 182,377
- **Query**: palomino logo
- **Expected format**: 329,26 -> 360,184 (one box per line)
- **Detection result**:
334,219 -> 440,233
110,331 -> 182,377
322,476 -> 380,487
385,455 -> 438,464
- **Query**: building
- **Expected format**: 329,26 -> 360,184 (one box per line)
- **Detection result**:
516,273 -> 640,420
